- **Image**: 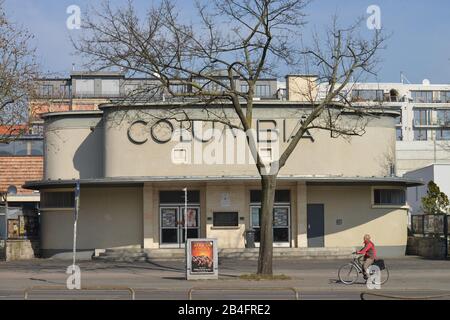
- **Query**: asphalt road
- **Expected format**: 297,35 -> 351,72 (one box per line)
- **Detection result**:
0,257 -> 449,300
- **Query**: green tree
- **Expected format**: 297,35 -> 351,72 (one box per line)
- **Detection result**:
421,181 -> 450,215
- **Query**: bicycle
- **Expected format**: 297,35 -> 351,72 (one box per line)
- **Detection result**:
338,253 -> 389,285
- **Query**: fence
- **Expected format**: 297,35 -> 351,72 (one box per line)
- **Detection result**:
410,214 -> 449,258
411,214 -> 449,236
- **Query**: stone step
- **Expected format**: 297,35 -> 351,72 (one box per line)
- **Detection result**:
92,247 -> 356,261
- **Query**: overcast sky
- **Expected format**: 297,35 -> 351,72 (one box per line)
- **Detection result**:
4,0 -> 450,84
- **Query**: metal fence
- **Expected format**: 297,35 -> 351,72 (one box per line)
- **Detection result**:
411,214 -> 449,236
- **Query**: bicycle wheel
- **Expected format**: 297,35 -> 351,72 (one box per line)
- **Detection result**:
338,263 -> 359,285
370,267 -> 389,285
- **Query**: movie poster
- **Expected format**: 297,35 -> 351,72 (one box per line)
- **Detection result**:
191,240 -> 214,273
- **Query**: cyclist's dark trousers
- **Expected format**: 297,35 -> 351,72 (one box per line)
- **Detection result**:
363,258 -> 374,275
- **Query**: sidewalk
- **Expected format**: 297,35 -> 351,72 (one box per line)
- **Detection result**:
0,257 -> 449,299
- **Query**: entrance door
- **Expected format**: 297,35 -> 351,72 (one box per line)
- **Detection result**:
307,204 -> 324,247
250,205 -> 290,247
160,206 -> 200,248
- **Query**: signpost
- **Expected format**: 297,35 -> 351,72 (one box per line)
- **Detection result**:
73,181 -> 80,268
186,238 -> 218,280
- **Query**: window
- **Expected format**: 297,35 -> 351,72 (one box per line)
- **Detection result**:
40,192 -> 75,209
39,85 -> 53,97
240,84 -> 249,93
101,79 -> 120,96
411,91 -> 433,103
373,189 -> 405,206
414,129 -> 427,141
255,85 -> 271,97
352,90 -> 383,101
169,84 -> 187,94
250,190 -> 290,203
440,91 -> 450,103
59,84 -> 72,98
75,79 -> 95,95
413,109 -> 430,126
213,212 -> 238,227
396,128 -> 403,141
0,139 -> 43,156
159,190 -> 200,204
436,129 -> 450,140
437,110 -> 450,126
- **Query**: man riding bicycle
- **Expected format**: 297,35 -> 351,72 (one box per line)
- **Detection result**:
356,234 -> 377,280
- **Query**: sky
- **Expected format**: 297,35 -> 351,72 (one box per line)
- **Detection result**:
4,0 -> 450,84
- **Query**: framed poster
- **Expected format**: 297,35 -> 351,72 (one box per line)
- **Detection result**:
161,208 -> 177,228
186,238 -> 218,280
7,219 -> 20,239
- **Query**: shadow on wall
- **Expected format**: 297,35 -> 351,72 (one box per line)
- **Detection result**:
308,186 -> 407,257
73,121 -> 104,179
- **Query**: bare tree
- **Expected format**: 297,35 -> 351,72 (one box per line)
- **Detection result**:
74,0 -> 386,275
0,0 -> 38,143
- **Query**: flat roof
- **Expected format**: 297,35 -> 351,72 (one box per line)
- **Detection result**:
23,176 -> 423,190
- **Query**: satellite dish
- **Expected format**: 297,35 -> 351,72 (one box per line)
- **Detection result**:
7,185 -> 17,195
422,79 -> 431,85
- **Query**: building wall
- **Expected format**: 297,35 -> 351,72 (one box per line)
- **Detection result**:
44,114 -> 103,180
0,156 -> 43,194
404,164 -> 450,215
40,187 -> 142,257
307,185 -> 408,257
102,107 -> 396,179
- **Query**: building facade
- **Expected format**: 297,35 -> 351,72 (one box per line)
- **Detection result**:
24,100 -> 420,258
333,80 -> 450,176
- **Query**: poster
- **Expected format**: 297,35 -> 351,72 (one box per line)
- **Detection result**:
161,208 -> 177,228
8,219 -> 20,239
187,238 -> 218,279
191,240 -> 214,273
186,208 -> 197,227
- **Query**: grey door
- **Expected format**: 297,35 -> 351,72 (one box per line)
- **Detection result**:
307,204 -> 324,247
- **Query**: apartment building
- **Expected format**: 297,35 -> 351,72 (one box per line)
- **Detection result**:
335,80 -> 450,176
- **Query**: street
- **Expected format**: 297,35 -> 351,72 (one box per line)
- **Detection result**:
0,256 -> 449,300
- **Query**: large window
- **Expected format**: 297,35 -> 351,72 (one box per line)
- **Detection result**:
437,110 -> 450,126
411,91 -> 433,103
373,189 -> 406,206
413,109 -> 430,126
352,90 -> 383,102
0,139 -> 43,156
440,91 -> 450,103
40,192 -> 75,209
436,129 -> 450,141
75,79 -> 95,96
414,129 -> 428,141
101,79 -> 120,96
39,85 -> 54,97
255,85 -> 271,97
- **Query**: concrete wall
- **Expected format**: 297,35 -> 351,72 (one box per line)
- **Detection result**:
407,236 -> 448,259
44,114 -> 103,180
40,187 -> 142,257
307,185 -> 408,257
5,240 -> 39,261
102,107 -> 396,178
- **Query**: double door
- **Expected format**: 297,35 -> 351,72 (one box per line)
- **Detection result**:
160,206 -> 200,248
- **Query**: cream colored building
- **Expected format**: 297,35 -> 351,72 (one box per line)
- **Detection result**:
25,101 -> 421,258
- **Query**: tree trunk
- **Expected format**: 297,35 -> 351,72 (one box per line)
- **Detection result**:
257,174 -> 277,275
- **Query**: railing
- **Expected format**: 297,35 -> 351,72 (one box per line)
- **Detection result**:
188,287 -> 300,300
411,214 -> 448,236
23,285 -> 136,300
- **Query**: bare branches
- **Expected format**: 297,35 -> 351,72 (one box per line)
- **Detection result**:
0,0 -> 38,143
